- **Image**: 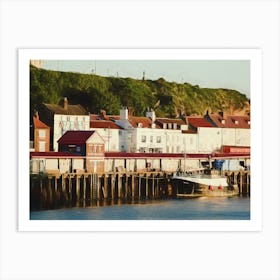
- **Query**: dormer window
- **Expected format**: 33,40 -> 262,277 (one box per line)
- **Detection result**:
168,123 -> 172,129
234,120 -> 239,125
163,123 -> 167,129
248,120 -> 251,125
221,119 -> 225,124
173,123 -> 177,129
138,123 -> 143,128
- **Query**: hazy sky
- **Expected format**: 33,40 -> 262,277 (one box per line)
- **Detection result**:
43,60 -> 250,97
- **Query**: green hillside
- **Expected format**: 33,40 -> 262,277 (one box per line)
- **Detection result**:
30,65 -> 250,118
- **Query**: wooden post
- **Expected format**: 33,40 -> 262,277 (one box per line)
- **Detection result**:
90,174 -> 93,201
104,175 -> 108,199
62,175 -> 66,202
97,175 -> 100,200
131,175 -> 135,198
146,173 -> 149,198
247,172 -> 250,196
76,175 -> 80,201
48,177 -> 52,207
125,175 -> 128,198
69,177 -> 72,202
239,172 -> 243,195
83,176 -> 86,201
118,174 -> 122,198
152,173 -> 155,198
111,174 -> 115,199
138,175 -> 141,198
39,178 -> 43,209
54,176 -> 58,206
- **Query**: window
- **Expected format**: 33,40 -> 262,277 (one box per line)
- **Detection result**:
141,135 -> 146,142
156,136 -> 161,143
150,136 -> 153,143
38,129 -> 46,138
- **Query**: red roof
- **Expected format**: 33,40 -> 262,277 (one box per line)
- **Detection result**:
208,114 -> 250,128
57,131 -> 95,144
187,117 -> 214,128
33,116 -> 49,129
90,120 -> 122,129
127,117 -> 160,128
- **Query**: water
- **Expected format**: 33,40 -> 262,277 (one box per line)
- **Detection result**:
30,196 -> 250,220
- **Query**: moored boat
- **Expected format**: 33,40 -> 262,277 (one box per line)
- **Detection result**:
172,171 -> 238,197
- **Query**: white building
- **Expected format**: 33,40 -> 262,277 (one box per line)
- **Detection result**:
39,97 -> 90,151
113,108 -> 198,154
89,114 -> 121,152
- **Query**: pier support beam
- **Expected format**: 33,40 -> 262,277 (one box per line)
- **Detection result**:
146,174 -> 149,198
131,175 -> 135,198
118,174 -> 122,198
76,175 -> 80,201
138,175 -> 141,198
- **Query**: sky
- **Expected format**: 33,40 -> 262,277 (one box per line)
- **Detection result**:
43,60 -> 250,97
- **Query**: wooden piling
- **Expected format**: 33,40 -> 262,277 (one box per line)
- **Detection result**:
131,175 -> 135,198
118,174 -> 122,198
97,175 -> 100,200
111,174 -> 115,199
152,174 -> 155,198
138,174 -> 141,198
146,174 -> 149,198
125,175 -> 128,198
76,175 -> 80,201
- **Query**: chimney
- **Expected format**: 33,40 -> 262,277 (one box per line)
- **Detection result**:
34,110 -> 39,119
63,97 -> 68,110
120,107 -> 128,120
100,109 -> 106,119
146,109 -> 156,123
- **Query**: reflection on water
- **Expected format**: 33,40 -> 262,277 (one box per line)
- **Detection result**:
30,196 -> 250,220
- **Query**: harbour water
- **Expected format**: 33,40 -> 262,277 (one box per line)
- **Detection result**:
30,196 -> 250,220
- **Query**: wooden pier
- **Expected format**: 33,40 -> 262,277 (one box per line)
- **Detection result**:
30,170 -> 250,210
30,171 -> 172,210
221,170 -> 251,196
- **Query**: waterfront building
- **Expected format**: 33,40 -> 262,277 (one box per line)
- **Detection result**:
90,112 -> 122,152
31,112 -> 50,152
38,97 -> 90,151
205,112 -> 250,147
57,130 -> 105,173
29,104 -> 251,174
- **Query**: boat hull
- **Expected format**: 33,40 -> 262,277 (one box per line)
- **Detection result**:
172,175 -> 239,197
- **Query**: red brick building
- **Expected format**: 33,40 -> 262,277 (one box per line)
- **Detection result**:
33,114 -> 50,152
57,131 -> 105,173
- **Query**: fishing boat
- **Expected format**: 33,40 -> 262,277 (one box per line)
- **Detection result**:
172,171 -> 238,197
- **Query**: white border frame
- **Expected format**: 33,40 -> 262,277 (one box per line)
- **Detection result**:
18,48 -> 262,232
